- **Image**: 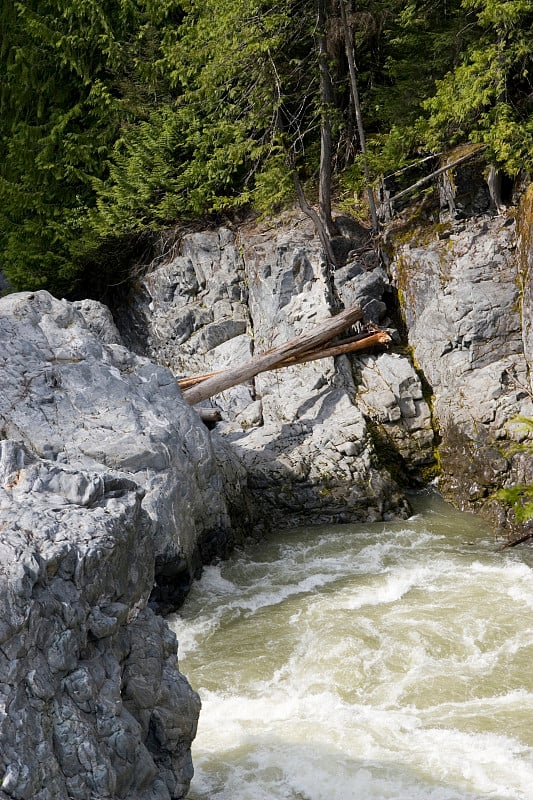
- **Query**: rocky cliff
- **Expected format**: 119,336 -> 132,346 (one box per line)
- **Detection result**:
114,179 -> 532,536
115,213 -> 435,534
0,291 -> 240,799
388,192 -> 533,530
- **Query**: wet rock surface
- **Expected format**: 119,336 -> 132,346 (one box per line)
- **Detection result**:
0,290 -> 239,798
0,290 -> 235,610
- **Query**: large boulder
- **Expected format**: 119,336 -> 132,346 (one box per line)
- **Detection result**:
0,289 -> 239,796
0,440 -> 200,800
0,290 -> 236,609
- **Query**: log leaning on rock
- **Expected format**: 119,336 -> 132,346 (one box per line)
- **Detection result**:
180,306 -> 391,405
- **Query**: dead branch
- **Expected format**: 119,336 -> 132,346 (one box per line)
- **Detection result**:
500,529 -> 533,549
387,147 -> 486,206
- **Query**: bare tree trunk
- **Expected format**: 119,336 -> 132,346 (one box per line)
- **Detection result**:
340,0 -> 379,233
267,44 -> 336,268
293,170 -> 337,268
316,0 -> 336,239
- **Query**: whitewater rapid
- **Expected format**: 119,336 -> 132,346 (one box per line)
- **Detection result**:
170,493 -> 533,800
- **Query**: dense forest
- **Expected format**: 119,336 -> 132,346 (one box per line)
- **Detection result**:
1,0 -> 532,296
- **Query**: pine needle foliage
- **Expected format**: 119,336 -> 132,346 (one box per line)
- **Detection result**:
89,0 -> 311,236
0,0 -> 182,294
1,0 -> 532,293
421,0 -> 533,174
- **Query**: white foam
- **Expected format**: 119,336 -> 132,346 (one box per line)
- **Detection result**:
171,614 -> 218,658
177,511 -> 533,799
189,685 -> 533,799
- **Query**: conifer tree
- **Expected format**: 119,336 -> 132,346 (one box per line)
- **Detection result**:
2,0 -> 531,294
91,0 -> 303,235
422,0 -> 533,174
92,1 -> 372,247
0,0 -> 181,294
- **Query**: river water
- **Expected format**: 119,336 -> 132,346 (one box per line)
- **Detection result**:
170,492 -> 533,800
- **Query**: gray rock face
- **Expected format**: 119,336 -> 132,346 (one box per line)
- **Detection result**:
334,262 -> 390,326
73,299 -> 124,345
389,213 -> 533,521
0,288 -> 242,798
356,352 -> 434,469
117,229 -> 253,419
0,440 -> 200,800
117,213 -> 436,530
518,187 -> 533,384
0,290 -> 235,609
114,199 -> 533,532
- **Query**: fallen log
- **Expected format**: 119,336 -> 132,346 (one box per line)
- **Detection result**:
178,371 -> 222,391
178,330 -> 390,393
500,529 -> 533,549
278,330 -> 391,367
180,306 -> 388,405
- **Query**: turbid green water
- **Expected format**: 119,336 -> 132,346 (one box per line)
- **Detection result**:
170,492 -> 533,800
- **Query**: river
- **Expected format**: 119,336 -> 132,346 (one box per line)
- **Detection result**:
170,492 -> 533,800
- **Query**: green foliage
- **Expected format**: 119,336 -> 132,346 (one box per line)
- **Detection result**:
364,0 -> 467,130
327,0 -> 469,207
495,417 -> 533,523
421,0 -> 533,174
496,485 -> 533,523
2,0 -> 532,294
0,0 -> 182,295
88,102 -> 257,241
250,146 -> 296,215
91,0 -> 309,232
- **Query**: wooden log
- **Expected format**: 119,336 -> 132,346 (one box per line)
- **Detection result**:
382,152 -> 442,181
278,330 -> 391,366
178,330 -> 390,394
178,371 -> 221,390
182,306 -> 363,405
